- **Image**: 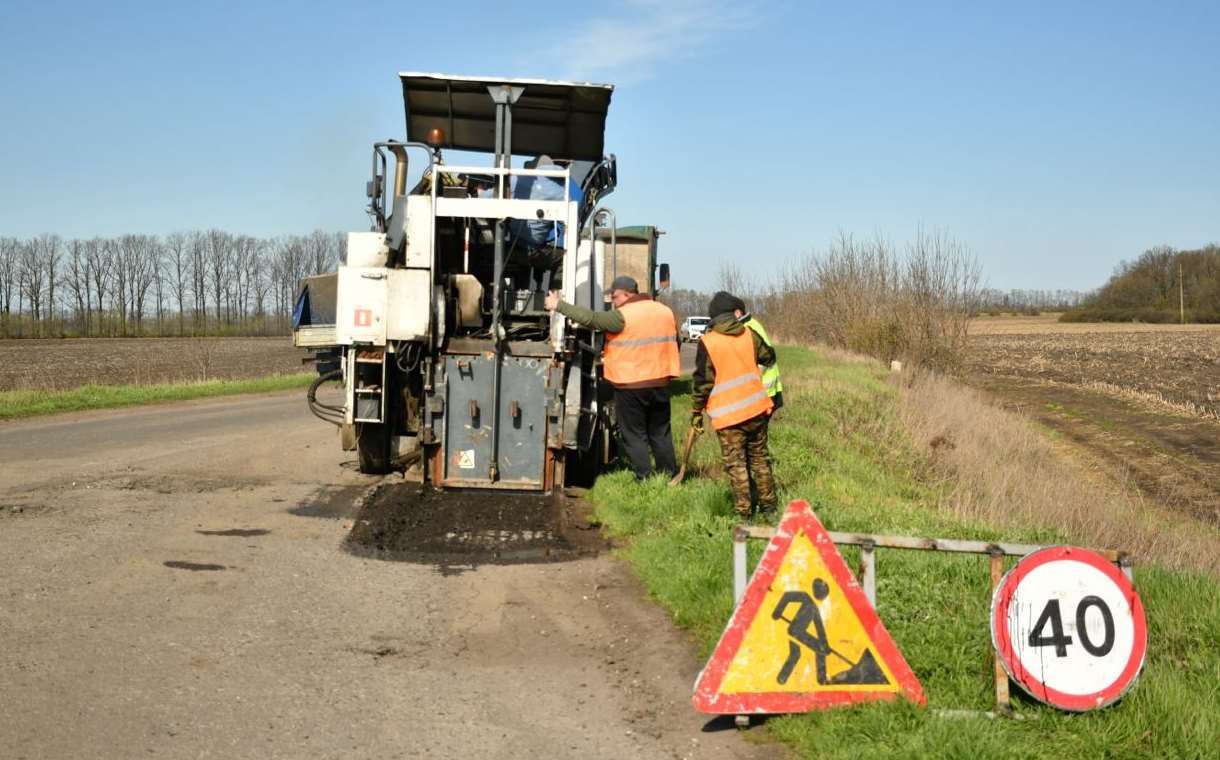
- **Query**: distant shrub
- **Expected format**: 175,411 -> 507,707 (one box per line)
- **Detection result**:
763,230 -> 981,370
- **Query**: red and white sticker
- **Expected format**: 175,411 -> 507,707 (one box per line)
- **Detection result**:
991,546 -> 1146,711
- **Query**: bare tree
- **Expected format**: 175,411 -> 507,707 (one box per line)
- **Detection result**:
189,230 -> 208,332
19,240 -> 45,335
251,243 -> 271,333
716,262 -> 758,305
151,239 -> 166,334
765,230 -> 980,368
112,236 -> 134,335
165,232 -> 190,336
39,234 -> 62,336
2,228 -> 348,338
206,229 -> 232,327
307,229 -> 333,275
127,235 -> 158,334
0,237 -> 16,336
273,235 -> 307,333
87,238 -> 115,336
65,239 -> 92,335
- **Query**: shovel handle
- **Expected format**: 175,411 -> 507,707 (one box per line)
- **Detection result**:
668,425 -> 702,486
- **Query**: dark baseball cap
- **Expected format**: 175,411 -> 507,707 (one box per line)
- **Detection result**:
605,275 -> 639,294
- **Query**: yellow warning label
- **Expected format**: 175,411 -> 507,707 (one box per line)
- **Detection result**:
720,529 -> 900,694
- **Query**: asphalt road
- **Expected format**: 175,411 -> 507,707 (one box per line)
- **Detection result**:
0,388 -> 769,760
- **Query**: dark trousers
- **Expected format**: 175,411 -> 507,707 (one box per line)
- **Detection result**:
614,386 -> 678,480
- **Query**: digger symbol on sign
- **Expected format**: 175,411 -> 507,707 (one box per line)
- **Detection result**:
691,500 -> 924,714
772,577 -> 889,686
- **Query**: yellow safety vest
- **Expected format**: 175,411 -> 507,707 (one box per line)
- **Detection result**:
744,316 -> 783,397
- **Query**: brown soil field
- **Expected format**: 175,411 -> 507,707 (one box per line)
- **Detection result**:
965,314 -> 1220,527
968,315 -> 1220,417
971,312 -> 1220,336
0,337 -> 308,391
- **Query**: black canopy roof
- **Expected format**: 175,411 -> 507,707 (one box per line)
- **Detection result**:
400,72 -> 614,161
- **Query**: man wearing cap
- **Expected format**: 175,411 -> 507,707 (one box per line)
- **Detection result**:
725,293 -> 783,412
691,291 -> 778,518
545,276 -> 680,480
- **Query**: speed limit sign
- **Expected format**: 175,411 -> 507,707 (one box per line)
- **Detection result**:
991,546 -> 1146,711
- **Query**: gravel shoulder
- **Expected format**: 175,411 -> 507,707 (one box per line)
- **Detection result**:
0,390 -> 771,760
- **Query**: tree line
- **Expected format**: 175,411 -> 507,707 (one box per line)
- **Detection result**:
0,231 -> 343,338
1061,244 -> 1220,323
977,288 -> 1089,315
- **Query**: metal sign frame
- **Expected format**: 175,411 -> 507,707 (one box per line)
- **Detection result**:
733,522 -> 1133,718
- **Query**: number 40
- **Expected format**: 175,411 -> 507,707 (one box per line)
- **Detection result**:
1028,596 -> 1115,657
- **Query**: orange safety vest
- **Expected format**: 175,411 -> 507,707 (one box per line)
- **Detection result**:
603,299 -> 681,385
702,330 -> 773,430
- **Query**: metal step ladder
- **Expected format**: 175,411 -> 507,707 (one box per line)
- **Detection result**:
350,348 -> 387,424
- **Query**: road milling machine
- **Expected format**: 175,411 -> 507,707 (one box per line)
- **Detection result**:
293,73 -> 670,491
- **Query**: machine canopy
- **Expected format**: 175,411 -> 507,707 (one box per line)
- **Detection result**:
400,72 -> 613,162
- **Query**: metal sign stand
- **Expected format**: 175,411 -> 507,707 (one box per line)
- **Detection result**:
731,524 -> 1133,721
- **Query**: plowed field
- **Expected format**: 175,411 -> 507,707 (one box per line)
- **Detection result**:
0,337 -> 307,391
966,314 -> 1220,525
968,315 -> 1220,418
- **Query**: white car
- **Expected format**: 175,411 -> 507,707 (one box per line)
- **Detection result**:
679,316 -> 711,342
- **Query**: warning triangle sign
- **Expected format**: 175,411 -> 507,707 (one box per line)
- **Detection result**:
693,500 -> 925,714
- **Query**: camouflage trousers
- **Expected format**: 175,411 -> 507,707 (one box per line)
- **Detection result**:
716,415 -> 777,516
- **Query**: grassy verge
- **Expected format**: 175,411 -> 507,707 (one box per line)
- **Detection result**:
0,373 -> 315,420
590,346 -> 1220,759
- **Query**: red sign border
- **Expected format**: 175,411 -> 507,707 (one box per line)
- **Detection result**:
692,499 -> 926,714
990,545 -> 1147,712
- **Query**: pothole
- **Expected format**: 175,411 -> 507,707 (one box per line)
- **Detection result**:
343,482 -> 607,568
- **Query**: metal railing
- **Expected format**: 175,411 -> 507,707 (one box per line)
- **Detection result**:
732,524 -> 1134,717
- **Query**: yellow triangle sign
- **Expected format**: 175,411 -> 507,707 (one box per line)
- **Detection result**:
693,500 -> 925,713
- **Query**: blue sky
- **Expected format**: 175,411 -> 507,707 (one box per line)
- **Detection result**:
1,0 -> 1217,292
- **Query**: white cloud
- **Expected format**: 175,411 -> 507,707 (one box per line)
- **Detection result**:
538,0 -> 756,83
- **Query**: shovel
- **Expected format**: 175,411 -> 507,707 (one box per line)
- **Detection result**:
669,423 -> 703,486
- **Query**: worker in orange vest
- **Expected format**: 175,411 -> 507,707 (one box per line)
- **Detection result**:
690,291 -> 777,518
545,275 -> 681,480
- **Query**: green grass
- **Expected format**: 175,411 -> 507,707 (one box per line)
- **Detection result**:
0,373 -> 315,420
591,346 -> 1220,759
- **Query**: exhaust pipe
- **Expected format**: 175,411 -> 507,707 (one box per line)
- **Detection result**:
387,143 -> 408,198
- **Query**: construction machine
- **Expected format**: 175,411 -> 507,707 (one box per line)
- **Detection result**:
293,73 -> 670,491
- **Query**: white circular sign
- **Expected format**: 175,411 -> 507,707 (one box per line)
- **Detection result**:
991,546 -> 1146,711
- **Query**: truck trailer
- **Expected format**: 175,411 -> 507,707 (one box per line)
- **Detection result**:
293,73 -> 670,492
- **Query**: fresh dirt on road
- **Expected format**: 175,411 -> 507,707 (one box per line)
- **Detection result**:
0,390 -> 772,760
0,336 -> 307,391
346,484 -> 609,566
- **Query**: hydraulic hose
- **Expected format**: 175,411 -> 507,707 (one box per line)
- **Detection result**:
307,369 -> 344,426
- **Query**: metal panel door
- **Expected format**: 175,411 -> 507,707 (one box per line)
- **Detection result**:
442,354 -> 549,489
494,357 -> 549,486
443,355 -> 495,485
335,267 -> 388,345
